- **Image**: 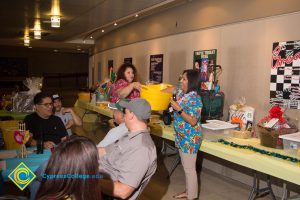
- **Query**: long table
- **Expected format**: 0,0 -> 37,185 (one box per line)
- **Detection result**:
149,121 -> 300,186
75,99 -> 300,195
0,110 -> 29,120
1,148 -> 51,182
74,99 -> 113,118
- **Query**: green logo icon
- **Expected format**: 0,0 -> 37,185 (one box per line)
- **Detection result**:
8,162 -> 36,190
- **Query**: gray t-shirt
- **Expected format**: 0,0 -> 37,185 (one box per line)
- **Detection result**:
55,110 -> 73,136
97,123 -> 128,147
99,129 -> 157,200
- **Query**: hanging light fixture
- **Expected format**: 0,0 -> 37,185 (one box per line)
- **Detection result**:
51,0 -> 61,28
24,26 -> 30,46
34,0 -> 42,39
34,19 -> 41,39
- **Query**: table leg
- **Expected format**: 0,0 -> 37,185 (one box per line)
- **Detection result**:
248,171 -> 276,200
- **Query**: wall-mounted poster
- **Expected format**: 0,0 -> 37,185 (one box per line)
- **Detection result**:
149,54 -> 163,83
108,59 -> 114,79
193,49 -> 217,82
270,41 -> 300,109
124,57 -> 132,64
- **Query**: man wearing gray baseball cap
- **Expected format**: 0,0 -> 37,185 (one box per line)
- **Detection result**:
98,98 -> 157,200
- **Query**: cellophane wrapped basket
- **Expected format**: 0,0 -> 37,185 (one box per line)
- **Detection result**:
257,106 -> 298,148
257,124 -> 297,148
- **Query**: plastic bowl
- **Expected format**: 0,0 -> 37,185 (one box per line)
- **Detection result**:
140,84 -> 172,111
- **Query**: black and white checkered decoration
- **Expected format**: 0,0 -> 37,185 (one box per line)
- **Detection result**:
270,41 -> 300,109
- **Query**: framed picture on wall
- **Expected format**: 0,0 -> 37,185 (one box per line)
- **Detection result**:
108,59 -> 114,80
149,54 -> 163,83
193,49 -> 217,82
124,57 -> 132,64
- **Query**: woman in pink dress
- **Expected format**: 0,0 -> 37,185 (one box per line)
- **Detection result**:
110,63 -> 141,103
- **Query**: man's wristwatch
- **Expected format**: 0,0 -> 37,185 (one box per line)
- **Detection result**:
178,109 -> 183,115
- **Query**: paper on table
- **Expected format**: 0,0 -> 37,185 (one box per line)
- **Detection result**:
0,150 -> 17,159
0,160 -> 6,170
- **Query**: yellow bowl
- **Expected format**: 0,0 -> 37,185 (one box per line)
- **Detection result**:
78,92 -> 90,101
140,84 -> 172,111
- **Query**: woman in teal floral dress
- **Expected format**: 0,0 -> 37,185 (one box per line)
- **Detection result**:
163,69 -> 202,200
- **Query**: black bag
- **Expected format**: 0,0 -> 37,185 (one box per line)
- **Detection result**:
200,90 -> 224,122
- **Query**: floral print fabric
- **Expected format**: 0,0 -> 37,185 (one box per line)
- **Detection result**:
173,89 -> 203,154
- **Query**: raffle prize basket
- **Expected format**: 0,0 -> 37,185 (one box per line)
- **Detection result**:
257,124 -> 298,148
140,84 -> 172,123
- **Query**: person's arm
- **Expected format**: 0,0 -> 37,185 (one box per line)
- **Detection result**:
100,179 -> 135,199
161,86 -> 176,93
63,108 -> 82,126
117,82 -> 141,98
170,99 -> 198,126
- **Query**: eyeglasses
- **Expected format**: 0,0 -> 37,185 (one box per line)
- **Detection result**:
38,103 -> 53,107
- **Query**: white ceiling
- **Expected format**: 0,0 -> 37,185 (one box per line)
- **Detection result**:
0,0 -> 186,53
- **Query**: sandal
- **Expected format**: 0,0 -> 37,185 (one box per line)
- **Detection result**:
173,192 -> 187,199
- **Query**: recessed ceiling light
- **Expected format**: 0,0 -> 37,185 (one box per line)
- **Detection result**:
54,49 -> 58,52
114,22 -> 117,26
90,36 -> 93,39
77,48 -> 81,51
101,29 -> 104,33
135,14 -> 139,17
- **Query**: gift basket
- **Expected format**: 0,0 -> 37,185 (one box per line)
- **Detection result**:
257,106 -> 298,148
12,77 -> 43,112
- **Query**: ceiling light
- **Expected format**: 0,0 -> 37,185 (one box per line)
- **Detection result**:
77,48 -> 81,51
90,36 -> 93,39
101,29 -> 104,33
51,15 -> 60,28
54,49 -> 58,52
28,46 -> 32,49
34,19 -> 42,39
135,14 -> 139,17
114,22 -> 117,26
51,0 -> 61,28
24,36 -> 30,46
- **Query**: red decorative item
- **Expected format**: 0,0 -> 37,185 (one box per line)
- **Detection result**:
269,105 -> 285,123
14,131 -> 24,144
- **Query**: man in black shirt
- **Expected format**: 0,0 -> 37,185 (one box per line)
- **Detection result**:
24,92 -> 68,149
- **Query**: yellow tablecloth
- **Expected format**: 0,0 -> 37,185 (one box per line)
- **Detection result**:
149,122 -> 300,186
74,99 -> 113,118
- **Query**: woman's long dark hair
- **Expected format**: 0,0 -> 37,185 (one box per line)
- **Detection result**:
36,136 -> 102,200
183,69 -> 201,95
116,63 -> 137,82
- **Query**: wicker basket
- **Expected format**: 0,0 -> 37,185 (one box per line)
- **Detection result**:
257,124 -> 298,148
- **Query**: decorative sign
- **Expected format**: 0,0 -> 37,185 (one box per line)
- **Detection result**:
149,54 -> 163,83
270,41 -> 300,109
193,49 -> 217,82
124,57 -> 132,64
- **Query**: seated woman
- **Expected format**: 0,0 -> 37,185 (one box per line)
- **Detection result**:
36,135 -> 102,200
110,63 -> 141,103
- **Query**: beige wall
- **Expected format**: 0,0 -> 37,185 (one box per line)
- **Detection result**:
94,0 -> 300,52
92,2 -> 300,126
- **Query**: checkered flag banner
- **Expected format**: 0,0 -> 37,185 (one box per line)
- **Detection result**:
270,41 -> 300,109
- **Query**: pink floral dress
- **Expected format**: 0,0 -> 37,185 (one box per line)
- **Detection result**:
110,79 -> 140,103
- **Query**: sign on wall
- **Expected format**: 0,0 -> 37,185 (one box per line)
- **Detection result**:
270,41 -> 300,109
124,57 -> 132,64
149,54 -> 163,83
193,49 -> 217,82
